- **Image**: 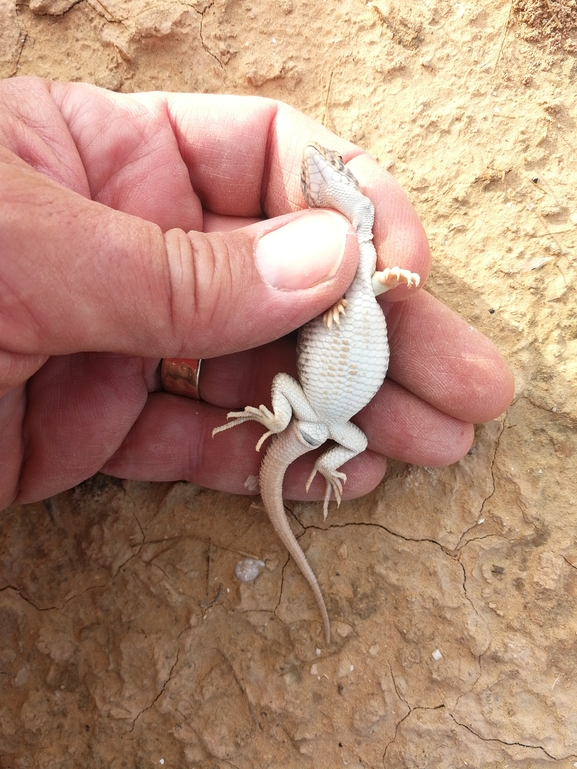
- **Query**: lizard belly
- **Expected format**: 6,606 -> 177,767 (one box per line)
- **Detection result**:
297,295 -> 389,423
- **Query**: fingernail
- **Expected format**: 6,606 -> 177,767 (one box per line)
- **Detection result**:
255,210 -> 349,290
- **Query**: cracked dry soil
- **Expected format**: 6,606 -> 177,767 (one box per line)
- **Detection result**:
2,0 -> 577,767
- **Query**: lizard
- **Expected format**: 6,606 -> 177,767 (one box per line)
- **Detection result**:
213,143 -> 420,644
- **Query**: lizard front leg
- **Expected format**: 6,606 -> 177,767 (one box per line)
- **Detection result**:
324,267 -> 420,328
322,297 -> 348,330
372,266 -> 420,297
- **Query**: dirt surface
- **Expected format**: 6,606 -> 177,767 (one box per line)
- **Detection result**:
2,0 -> 577,767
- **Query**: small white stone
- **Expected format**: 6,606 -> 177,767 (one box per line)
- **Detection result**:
235,558 -> 265,583
432,649 -> 443,661
243,474 -> 259,492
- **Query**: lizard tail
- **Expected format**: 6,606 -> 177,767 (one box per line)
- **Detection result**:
259,421 -> 331,645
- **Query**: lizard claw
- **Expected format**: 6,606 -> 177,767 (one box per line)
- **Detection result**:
305,467 -> 318,494
323,298 -> 348,330
372,267 -> 421,297
306,467 -> 347,519
255,430 -> 273,452
212,404 -> 279,451
322,471 -> 346,519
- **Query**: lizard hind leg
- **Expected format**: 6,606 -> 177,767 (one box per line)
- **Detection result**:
212,372 -> 316,451
212,404 -> 285,451
306,421 -> 368,519
306,465 -> 347,519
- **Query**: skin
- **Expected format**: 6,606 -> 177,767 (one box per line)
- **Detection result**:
0,77 -> 515,511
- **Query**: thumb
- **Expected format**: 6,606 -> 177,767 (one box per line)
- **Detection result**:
1,161 -> 358,359
163,208 -> 357,358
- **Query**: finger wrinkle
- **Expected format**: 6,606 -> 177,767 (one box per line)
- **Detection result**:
189,230 -> 235,352
163,227 -> 192,350
262,100 -> 283,212
0,386 -> 26,510
163,227 -> 235,357
167,94 -> 273,217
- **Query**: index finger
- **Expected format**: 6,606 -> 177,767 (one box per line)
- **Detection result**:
166,93 -> 430,284
51,85 -> 430,282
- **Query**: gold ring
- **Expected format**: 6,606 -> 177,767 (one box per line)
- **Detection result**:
160,358 -> 202,400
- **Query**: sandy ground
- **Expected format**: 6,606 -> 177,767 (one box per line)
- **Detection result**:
1,0 -> 577,767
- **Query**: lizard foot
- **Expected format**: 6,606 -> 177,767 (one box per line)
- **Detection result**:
323,298 -> 348,330
212,405 -> 284,451
306,467 -> 347,519
372,267 -> 420,297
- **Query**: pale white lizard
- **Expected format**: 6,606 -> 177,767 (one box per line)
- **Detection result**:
213,143 -> 420,644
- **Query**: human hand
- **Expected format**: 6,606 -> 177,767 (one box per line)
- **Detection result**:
0,77 -> 514,511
